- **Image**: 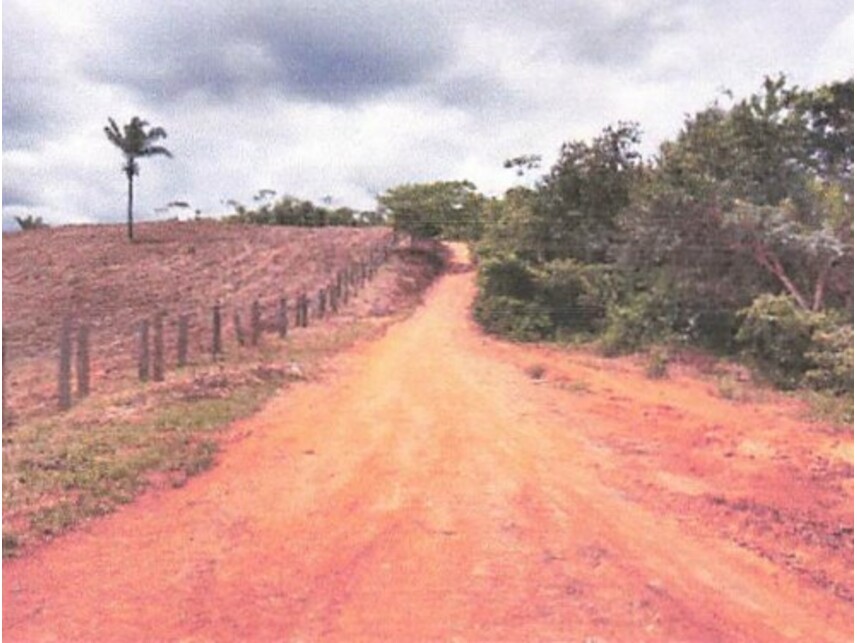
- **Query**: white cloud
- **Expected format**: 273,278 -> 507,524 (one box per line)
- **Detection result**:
813,10 -> 854,83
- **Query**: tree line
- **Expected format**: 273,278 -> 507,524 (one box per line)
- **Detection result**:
380,76 -> 853,397
223,192 -> 386,228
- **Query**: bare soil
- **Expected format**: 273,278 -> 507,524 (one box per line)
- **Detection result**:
3,243 -> 853,641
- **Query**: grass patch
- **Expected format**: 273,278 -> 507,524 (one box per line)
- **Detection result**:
803,390 -> 854,427
645,347 -> 670,379
3,381 -> 278,547
554,378 -> 591,394
715,375 -> 753,402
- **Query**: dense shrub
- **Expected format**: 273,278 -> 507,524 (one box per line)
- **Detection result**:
477,254 -> 536,299
804,324 -> 853,395
472,294 -> 553,341
735,295 -> 817,389
533,260 -> 612,333
599,292 -> 679,355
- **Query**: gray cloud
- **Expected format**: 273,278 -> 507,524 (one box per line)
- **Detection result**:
1,0 -> 853,227
429,72 -> 526,115
568,9 -> 682,66
2,2 -> 68,150
85,1 -> 451,103
2,182 -> 39,208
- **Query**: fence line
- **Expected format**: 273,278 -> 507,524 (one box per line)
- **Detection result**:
3,234 -> 398,416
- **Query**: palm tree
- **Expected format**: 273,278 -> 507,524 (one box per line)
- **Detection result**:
104,117 -> 173,241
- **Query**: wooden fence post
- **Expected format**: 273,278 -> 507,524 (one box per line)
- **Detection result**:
301,293 -> 310,328
58,317 -> 73,410
153,313 -> 165,382
278,297 -> 288,339
76,325 -> 90,398
2,328 -> 7,428
317,289 -> 326,319
330,284 -> 338,314
233,310 -> 246,346
251,299 -> 262,347
341,271 -> 349,304
177,314 -> 189,367
138,319 -> 150,382
212,304 -> 222,361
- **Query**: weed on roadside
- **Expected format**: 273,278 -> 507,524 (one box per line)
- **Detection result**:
525,363 -> 547,380
555,378 -> 592,394
803,390 -> 854,427
3,532 -> 20,559
645,347 -> 670,379
716,374 -> 755,402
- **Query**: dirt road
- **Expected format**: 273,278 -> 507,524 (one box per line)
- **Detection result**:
4,244 -> 853,641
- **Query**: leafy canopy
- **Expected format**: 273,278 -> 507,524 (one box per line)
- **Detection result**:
104,116 -> 173,178
378,180 -> 485,241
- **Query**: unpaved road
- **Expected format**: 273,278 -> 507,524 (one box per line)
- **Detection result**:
4,245 -> 853,641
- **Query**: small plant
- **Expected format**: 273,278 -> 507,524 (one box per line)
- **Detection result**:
645,347 -> 670,379
717,375 -> 739,400
3,532 -> 20,558
556,378 -> 591,393
804,390 -> 854,426
14,215 -> 47,231
715,374 -> 753,402
525,363 -> 546,379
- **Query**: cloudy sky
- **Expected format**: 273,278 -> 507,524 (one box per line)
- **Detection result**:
2,0 -> 853,228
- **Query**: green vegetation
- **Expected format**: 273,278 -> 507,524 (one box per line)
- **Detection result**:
470,75 -> 853,404
3,379 -> 276,556
225,191 -> 386,228
14,215 -> 47,231
104,116 -> 173,241
645,347 -> 671,379
378,180 -> 485,242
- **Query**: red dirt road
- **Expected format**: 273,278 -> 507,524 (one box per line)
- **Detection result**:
3,245 -> 853,641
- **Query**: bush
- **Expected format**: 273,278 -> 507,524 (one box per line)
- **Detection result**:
600,292 -> 678,355
533,260 -> 613,333
473,294 -> 553,341
477,254 -> 536,299
735,294 -> 817,389
14,215 -> 47,231
804,324 -> 853,395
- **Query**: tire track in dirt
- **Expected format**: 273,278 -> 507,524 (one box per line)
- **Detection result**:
3,243 -> 852,642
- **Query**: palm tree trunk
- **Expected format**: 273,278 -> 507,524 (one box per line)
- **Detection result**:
127,172 -> 134,241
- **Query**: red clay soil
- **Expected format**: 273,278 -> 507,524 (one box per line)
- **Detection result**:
3,244 -> 853,642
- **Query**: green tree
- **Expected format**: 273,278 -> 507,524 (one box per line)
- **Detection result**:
624,77 -> 853,318
531,122 -> 642,263
13,214 -> 47,231
378,180 -> 485,242
104,117 -> 173,241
